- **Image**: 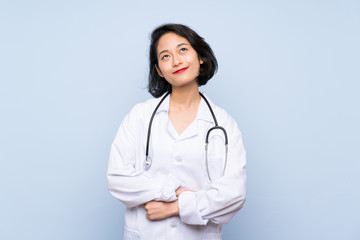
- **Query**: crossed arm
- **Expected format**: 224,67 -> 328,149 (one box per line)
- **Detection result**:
144,186 -> 194,221
109,107 -> 246,224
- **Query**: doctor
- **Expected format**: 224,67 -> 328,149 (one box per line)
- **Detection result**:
107,23 -> 246,240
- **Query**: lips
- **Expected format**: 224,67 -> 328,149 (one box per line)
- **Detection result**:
173,67 -> 188,74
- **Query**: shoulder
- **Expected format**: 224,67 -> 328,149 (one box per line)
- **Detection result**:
204,94 -> 241,134
116,97 -> 161,138
124,96 -> 163,124
203,95 -> 234,122
130,97 -> 159,115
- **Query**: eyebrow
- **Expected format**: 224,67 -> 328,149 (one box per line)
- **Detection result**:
158,43 -> 189,57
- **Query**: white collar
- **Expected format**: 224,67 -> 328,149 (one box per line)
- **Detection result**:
155,92 -> 215,124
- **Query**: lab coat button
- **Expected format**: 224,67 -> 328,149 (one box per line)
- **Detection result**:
170,221 -> 177,228
175,155 -> 182,162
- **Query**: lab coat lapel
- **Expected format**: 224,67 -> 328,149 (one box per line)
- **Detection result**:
176,96 -> 214,141
164,93 -> 215,141
177,120 -> 198,140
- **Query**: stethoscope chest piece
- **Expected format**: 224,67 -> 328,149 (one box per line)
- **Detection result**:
144,156 -> 152,171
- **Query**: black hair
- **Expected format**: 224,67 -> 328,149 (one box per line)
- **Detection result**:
148,23 -> 218,98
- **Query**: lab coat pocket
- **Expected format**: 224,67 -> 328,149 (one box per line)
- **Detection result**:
124,225 -> 141,240
206,134 -> 226,182
207,154 -> 223,182
201,222 -> 222,239
202,231 -> 222,240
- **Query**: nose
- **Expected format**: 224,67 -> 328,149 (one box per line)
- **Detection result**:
172,54 -> 182,67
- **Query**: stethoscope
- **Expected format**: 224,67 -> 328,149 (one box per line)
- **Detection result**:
144,92 -> 228,183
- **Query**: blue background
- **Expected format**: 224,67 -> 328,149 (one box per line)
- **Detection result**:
1,0 -> 359,239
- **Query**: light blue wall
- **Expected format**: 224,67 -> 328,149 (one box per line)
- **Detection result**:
1,1 -> 359,239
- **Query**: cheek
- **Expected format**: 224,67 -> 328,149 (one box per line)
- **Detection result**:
192,60 -> 201,72
158,62 -> 170,73
189,54 -> 201,67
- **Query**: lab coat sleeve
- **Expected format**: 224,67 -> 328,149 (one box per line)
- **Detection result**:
178,112 -> 246,225
107,104 -> 180,208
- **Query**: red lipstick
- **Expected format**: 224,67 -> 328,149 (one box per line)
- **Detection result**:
173,67 -> 188,74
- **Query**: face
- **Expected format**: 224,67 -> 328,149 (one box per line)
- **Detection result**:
155,32 -> 203,88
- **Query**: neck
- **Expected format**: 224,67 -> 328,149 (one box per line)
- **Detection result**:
170,82 -> 200,110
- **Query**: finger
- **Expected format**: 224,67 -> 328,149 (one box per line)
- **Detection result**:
175,187 -> 182,196
144,200 -> 154,209
146,213 -> 156,221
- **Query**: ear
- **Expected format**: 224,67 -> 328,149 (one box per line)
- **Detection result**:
155,64 -> 164,78
200,59 -> 204,64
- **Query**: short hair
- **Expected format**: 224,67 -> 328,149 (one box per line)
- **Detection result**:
148,23 -> 218,98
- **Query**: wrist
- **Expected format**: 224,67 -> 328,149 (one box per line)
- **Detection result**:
171,200 -> 179,216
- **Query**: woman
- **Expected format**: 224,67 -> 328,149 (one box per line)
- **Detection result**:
107,23 -> 246,240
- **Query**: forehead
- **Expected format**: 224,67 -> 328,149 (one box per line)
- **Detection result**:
157,32 -> 191,53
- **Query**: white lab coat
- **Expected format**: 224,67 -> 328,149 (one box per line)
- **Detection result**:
107,93 -> 246,240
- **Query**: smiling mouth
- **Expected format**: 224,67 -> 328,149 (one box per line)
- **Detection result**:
173,67 -> 188,74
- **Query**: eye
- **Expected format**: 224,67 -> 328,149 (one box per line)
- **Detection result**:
180,48 -> 187,53
161,54 -> 170,60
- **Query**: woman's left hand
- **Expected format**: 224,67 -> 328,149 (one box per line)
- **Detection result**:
176,186 -> 195,197
144,200 -> 179,221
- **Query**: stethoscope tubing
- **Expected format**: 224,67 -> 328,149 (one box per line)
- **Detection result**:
145,92 -> 228,182
144,92 -> 170,170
